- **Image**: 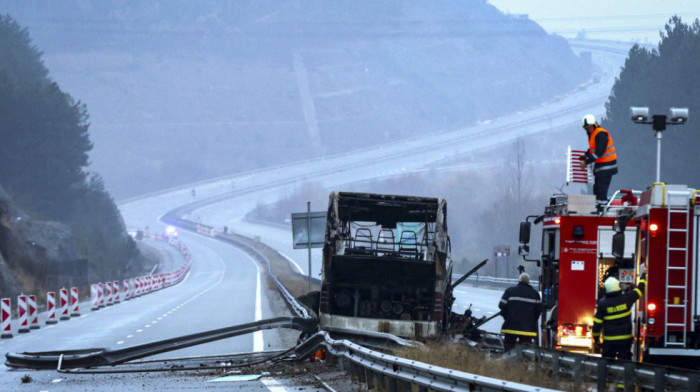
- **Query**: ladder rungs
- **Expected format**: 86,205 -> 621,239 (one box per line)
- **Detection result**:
668,247 -> 688,251
667,266 -> 687,270
667,304 -> 687,308
664,342 -> 687,347
666,323 -> 687,327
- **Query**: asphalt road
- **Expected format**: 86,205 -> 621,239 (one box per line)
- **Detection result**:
0,231 -> 314,390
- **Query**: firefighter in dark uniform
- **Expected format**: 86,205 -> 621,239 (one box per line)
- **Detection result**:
579,114 -> 618,212
499,272 -> 542,352
592,266 -> 647,360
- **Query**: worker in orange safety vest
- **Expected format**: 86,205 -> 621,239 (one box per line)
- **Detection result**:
579,114 -> 618,212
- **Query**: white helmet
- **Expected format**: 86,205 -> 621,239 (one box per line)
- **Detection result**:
582,114 -> 597,128
604,276 -> 621,293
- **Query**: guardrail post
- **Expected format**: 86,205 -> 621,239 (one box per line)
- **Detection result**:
397,378 -> 410,392
356,361 -> 367,385
573,356 -> 582,389
347,360 -> 360,383
364,367 -> 374,390
388,375 -> 397,392
654,367 -> 665,391
623,362 -> 634,391
597,358 -> 608,391
551,351 -> 560,388
375,370 -> 386,391
688,372 -> 698,392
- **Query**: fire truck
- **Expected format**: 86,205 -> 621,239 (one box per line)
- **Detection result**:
620,183 -> 700,364
518,190 -> 640,353
520,183 -> 700,364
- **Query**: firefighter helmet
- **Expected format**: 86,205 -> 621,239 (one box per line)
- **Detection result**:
582,114 -> 597,128
604,276 -> 621,293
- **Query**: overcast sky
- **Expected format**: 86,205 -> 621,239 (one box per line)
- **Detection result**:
488,0 -> 700,44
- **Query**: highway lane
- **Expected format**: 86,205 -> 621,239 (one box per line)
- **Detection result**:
0,233 -> 304,390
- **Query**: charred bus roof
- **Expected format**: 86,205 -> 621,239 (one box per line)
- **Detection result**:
333,191 -> 442,226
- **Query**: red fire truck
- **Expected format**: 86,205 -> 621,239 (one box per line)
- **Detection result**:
620,183 -> 700,364
521,182 -> 700,365
518,190 -> 640,353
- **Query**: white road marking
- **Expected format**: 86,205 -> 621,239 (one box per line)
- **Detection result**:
254,265 -> 264,351
261,377 -> 289,392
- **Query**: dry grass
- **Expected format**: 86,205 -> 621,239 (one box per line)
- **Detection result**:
397,341 -> 593,391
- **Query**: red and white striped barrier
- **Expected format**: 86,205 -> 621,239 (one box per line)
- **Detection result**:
566,146 -> 594,184
90,284 -> 99,311
46,292 -> 58,324
123,279 -> 130,301
70,287 -> 80,317
105,281 -> 113,306
28,294 -> 39,330
59,288 -> 70,321
112,281 -> 120,303
17,294 -> 29,333
135,277 -> 142,296
1,298 -> 12,338
98,282 -> 104,308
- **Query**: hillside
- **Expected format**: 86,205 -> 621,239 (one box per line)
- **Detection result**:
2,0 -> 594,200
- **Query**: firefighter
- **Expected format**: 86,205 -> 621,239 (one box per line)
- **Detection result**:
592,266 -> 647,360
499,272 -> 542,352
579,114 -> 618,212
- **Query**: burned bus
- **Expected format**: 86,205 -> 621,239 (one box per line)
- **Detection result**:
318,191 -> 452,339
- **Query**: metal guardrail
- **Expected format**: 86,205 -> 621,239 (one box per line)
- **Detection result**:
296,331 -> 561,392
515,345 -> 700,392
5,316 -> 315,370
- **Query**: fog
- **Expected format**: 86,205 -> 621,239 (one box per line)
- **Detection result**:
0,1 -> 589,199
489,0 -> 700,43
2,1 -> 700,267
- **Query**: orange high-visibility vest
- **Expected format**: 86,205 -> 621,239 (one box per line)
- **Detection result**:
588,126 -> 617,163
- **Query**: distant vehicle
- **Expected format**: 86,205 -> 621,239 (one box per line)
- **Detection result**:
318,191 -> 453,339
164,225 -> 179,238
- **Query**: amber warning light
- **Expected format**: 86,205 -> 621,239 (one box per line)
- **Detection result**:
649,223 -> 659,238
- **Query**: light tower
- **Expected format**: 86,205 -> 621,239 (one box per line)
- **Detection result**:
630,106 -> 688,182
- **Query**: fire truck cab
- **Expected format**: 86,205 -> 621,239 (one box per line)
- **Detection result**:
629,183 -> 700,364
519,190 -> 640,353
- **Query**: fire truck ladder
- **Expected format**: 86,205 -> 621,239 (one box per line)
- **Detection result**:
664,192 -> 691,348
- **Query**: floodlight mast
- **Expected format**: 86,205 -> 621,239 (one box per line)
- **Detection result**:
630,106 -> 688,182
